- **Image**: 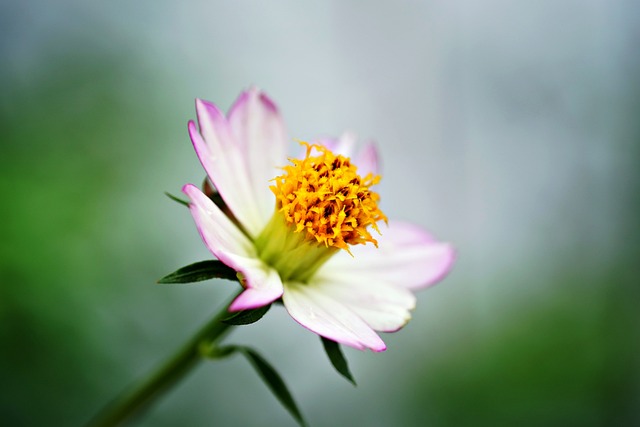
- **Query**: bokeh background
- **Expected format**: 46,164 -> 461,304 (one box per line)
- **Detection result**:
1,1 -> 639,426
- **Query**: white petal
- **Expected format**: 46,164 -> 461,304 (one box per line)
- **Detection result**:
183,183 -> 254,263
183,184 -> 283,308
228,88 -> 288,226
354,141 -> 379,177
229,265 -> 284,311
283,282 -> 387,352
192,100 -> 263,237
309,274 -> 416,332
321,221 -> 456,290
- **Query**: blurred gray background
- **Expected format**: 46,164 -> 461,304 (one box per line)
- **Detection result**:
1,1 -> 638,426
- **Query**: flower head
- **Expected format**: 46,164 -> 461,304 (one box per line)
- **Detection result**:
271,142 -> 386,252
183,88 -> 455,351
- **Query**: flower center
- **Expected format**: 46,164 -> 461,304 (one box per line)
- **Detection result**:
254,142 -> 387,282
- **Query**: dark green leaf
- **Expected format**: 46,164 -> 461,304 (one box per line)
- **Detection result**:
206,345 -> 307,426
238,347 -> 307,427
321,337 -> 356,386
223,304 -> 272,325
164,191 -> 189,207
157,260 -> 238,284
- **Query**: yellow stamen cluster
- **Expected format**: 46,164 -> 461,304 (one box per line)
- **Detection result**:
270,143 -> 387,253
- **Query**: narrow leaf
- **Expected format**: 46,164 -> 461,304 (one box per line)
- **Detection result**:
223,304 -> 271,325
238,347 -> 307,427
164,191 -> 189,207
158,260 -> 237,284
321,337 -> 356,386
204,345 -> 307,426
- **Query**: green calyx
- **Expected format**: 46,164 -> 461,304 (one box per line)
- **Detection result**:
254,211 -> 338,283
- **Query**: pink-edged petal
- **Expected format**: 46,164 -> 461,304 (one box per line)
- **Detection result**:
354,141 -> 379,177
282,282 -> 387,352
183,183 -> 254,263
321,221 -> 456,290
191,100 -> 264,237
228,88 -> 288,225
309,275 -> 416,332
229,266 -> 284,311
183,184 -> 283,309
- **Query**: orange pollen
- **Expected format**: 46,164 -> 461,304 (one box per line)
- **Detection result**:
270,142 -> 388,253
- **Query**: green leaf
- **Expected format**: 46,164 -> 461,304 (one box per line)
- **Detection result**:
238,347 -> 307,427
164,191 -> 189,207
223,304 -> 271,325
205,345 -> 307,426
321,337 -> 356,386
157,260 -> 238,284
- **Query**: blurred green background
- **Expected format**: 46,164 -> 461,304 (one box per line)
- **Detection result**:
1,1 -> 639,426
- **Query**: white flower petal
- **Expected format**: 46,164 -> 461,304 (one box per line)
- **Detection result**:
283,282 -> 387,352
183,183 -> 254,262
229,265 -> 284,311
321,221 -> 456,290
228,88 -> 288,226
309,275 -> 416,332
192,100 -> 263,237
183,184 -> 283,309
354,141 -> 379,177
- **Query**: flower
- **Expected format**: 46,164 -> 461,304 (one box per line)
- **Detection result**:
183,88 -> 455,351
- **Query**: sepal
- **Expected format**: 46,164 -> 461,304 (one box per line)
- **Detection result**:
157,260 -> 238,284
164,191 -> 189,207
223,304 -> 271,325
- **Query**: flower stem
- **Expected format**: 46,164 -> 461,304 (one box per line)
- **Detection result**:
87,297 -> 236,427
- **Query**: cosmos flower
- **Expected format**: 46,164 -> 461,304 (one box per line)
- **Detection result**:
183,88 -> 455,351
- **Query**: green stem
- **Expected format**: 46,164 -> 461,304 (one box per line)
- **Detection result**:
87,297 -> 236,427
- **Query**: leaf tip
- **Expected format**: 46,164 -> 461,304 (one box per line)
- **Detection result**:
321,337 -> 357,386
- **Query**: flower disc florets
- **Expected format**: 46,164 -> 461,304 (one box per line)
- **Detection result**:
254,143 -> 387,283
273,143 -> 387,251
